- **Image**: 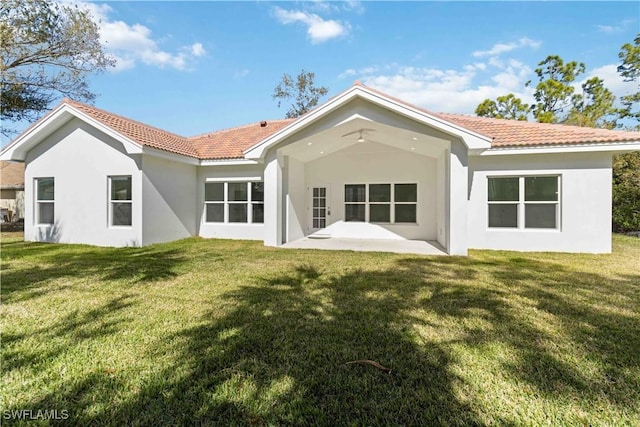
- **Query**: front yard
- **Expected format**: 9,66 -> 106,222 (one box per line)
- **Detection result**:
1,232 -> 639,425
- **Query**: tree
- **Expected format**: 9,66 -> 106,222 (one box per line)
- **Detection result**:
613,34 -> 640,232
612,153 -> 640,232
617,33 -> 640,123
272,70 -> 328,118
1,0 -> 114,136
526,55 -> 585,123
475,93 -> 530,120
564,77 -> 617,129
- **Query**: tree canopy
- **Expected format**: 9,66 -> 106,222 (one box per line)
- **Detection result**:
617,33 -> 640,122
526,55 -> 586,123
272,70 -> 328,118
564,77 -> 617,129
475,93 -> 530,121
0,0 -> 114,135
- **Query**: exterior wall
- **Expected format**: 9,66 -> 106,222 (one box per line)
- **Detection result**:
24,118 -> 142,246
0,189 -> 24,221
197,163 -> 265,240
468,152 -> 613,253
142,155 -> 197,245
285,156 -> 306,242
302,142 -> 438,241
448,141 -> 468,255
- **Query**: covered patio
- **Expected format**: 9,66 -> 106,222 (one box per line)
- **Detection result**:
250,84 -> 491,256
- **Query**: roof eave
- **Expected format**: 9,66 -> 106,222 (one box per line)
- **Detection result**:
478,140 -> 640,156
0,104 -> 143,162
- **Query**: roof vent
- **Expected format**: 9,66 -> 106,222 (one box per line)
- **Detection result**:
260,120 -> 267,128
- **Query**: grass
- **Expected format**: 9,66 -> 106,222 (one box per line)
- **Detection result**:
1,232 -> 639,426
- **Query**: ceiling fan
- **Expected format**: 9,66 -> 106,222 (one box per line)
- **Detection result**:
341,128 -> 375,143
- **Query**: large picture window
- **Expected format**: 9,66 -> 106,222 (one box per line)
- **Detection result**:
204,181 -> 264,224
109,176 -> 132,226
488,176 -> 559,229
345,183 -> 417,224
35,177 -> 54,225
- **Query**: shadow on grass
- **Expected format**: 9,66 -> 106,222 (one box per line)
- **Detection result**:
11,252 -> 639,425
3,294 -> 136,375
1,242 -> 188,303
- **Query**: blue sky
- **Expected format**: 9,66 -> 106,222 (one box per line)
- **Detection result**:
5,1 -> 639,142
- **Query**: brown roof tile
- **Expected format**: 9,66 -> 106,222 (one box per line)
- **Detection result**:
0,161 -> 25,188
63,99 -> 199,158
435,113 -> 640,147
188,119 -> 295,160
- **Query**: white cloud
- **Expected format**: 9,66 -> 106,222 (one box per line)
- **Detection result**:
472,37 -> 541,58
597,19 -> 635,33
190,43 -> 206,57
78,2 -> 206,71
345,55 -> 535,114
343,0 -> 365,14
273,6 -> 350,44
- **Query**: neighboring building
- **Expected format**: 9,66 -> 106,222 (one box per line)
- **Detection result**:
0,161 -> 25,222
1,82 -> 639,254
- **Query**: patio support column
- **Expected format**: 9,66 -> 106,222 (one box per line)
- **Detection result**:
264,150 -> 283,246
448,141 -> 468,255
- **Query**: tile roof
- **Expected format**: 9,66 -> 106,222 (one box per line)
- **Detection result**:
435,113 -> 640,147
14,84 -> 638,162
64,99 -> 199,158
0,161 -> 25,188
189,119 -> 295,160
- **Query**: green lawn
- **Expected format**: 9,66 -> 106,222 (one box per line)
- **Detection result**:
1,232 -> 639,426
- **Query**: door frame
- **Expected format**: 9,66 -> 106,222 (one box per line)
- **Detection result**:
308,183 -> 331,233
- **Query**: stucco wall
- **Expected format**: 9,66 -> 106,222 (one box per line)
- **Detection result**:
468,152 -> 613,253
24,118 -> 142,246
303,142 -> 438,240
142,155 -> 197,245
197,163 -> 265,240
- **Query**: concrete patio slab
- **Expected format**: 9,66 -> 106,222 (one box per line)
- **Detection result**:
281,237 -> 447,256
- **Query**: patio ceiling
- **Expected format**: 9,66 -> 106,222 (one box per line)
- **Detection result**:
278,116 -> 451,163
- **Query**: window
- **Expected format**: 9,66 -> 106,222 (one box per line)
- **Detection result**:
345,184 -> 365,222
394,184 -> 417,223
204,181 -> 264,224
35,178 -> 54,225
109,176 -> 132,226
344,183 -> 417,224
204,182 -> 224,222
488,176 -> 559,229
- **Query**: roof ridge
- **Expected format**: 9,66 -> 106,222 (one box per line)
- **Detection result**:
188,118 -> 296,139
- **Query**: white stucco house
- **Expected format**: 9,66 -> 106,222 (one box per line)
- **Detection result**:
1,82 -> 639,255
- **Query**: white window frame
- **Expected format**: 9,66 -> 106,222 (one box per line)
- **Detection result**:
108,175 -> 133,227
344,183 -> 418,224
35,177 -> 55,225
204,182 -> 225,223
487,175 -> 561,230
204,181 -> 264,224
